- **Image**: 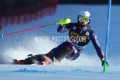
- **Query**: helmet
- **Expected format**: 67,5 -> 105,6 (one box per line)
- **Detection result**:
78,10 -> 91,23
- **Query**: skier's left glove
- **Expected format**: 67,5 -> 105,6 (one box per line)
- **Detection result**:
56,18 -> 71,27
101,58 -> 109,66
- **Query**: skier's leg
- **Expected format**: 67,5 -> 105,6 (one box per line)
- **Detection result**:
46,42 -> 74,61
32,42 -> 74,63
66,49 -> 82,60
14,54 -> 44,65
14,42 -> 74,65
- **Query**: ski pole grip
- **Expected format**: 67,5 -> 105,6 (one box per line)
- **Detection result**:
56,18 -> 71,25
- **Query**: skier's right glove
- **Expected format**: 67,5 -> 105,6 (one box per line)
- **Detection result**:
101,58 -> 109,66
56,18 -> 71,27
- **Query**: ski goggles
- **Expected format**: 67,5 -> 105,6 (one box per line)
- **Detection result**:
78,16 -> 90,22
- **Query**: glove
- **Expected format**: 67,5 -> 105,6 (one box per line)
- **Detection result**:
102,61 -> 109,66
101,58 -> 109,66
56,18 -> 71,27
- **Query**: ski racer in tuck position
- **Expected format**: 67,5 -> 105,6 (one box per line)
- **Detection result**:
14,10 -> 109,66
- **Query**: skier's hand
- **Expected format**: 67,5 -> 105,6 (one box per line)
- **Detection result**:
102,61 -> 109,66
56,18 -> 71,27
101,58 -> 109,66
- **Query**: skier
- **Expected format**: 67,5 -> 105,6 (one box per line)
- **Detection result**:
14,10 -> 109,66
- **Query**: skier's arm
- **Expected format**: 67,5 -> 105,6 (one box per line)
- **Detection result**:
57,18 -> 71,32
57,24 -> 71,32
90,31 -> 109,66
90,31 -> 104,60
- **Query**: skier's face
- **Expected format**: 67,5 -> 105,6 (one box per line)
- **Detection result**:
78,21 -> 88,27
78,16 -> 89,27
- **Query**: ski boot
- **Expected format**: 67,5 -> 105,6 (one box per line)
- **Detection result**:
13,59 -> 25,65
13,54 -> 52,65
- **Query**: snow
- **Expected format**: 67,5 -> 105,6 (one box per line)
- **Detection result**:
0,65 -> 119,80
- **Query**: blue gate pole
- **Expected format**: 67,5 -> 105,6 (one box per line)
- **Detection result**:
103,0 -> 112,74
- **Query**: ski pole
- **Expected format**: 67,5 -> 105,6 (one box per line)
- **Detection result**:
0,18 -> 71,37
103,0 -> 112,74
0,22 -> 59,37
